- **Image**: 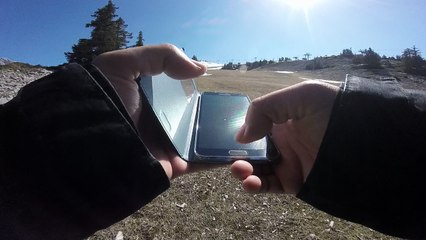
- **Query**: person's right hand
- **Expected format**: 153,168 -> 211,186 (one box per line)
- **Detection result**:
231,81 -> 339,194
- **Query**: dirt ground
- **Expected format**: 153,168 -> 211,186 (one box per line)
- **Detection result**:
195,69 -> 306,99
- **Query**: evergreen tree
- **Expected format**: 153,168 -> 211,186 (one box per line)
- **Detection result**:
359,48 -> 381,68
340,48 -> 354,58
112,17 -> 132,49
135,31 -> 144,46
65,0 -> 132,63
65,39 -> 93,64
401,46 -> 426,75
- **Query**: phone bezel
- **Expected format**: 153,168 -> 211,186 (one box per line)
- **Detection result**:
193,92 -> 271,162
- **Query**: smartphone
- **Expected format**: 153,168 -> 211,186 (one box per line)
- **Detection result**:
138,73 -> 279,164
194,92 -> 278,163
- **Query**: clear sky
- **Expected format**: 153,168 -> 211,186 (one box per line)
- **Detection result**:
1,0 -> 425,66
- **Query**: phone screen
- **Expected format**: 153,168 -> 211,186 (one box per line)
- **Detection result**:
195,92 -> 268,160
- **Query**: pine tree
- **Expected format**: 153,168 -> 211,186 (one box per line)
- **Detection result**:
340,48 -> 354,58
112,17 -> 132,49
65,0 -> 132,64
135,31 -> 144,46
65,39 -> 93,64
401,46 -> 426,75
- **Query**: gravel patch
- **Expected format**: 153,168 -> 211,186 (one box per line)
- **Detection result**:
0,67 -> 51,104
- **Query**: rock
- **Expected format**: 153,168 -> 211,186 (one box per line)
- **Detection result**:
0,58 -> 14,66
115,231 -> 123,240
0,66 -> 51,100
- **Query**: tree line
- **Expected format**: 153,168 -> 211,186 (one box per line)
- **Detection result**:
65,0 -> 144,65
66,2 -> 425,76
340,47 -> 426,75
222,47 -> 426,76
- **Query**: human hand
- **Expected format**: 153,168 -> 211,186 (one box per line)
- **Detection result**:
92,44 -> 207,180
231,81 -> 339,194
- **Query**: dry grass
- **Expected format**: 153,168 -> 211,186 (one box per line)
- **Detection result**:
195,69 -> 303,99
89,69 -> 396,240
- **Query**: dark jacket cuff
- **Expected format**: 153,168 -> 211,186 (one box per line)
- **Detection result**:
297,75 -> 426,238
0,63 -> 170,239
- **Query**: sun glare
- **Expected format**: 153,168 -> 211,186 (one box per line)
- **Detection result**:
283,0 -> 320,10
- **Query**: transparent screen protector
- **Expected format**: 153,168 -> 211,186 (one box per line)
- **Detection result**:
139,74 -> 200,160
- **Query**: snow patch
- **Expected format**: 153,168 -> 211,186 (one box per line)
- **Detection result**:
200,61 -> 223,70
299,77 -> 342,85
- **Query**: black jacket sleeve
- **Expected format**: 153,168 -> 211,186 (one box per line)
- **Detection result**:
0,64 -> 170,239
298,75 -> 426,239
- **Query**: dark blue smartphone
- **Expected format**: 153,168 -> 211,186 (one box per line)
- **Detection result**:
194,92 -> 279,163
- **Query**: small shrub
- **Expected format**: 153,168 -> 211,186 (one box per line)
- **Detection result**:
352,55 -> 364,64
352,48 -> 382,69
222,62 -> 240,70
341,48 -> 354,58
360,48 -> 382,69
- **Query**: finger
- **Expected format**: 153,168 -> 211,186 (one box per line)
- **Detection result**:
231,161 -> 284,193
159,151 -> 185,180
231,160 -> 274,181
242,175 -> 261,193
92,44 -> 207,81
160,153 -> 224,180
242,175 -> 284,193
138,44 -> 206,79
236,81 -> 341,144
230,160 -> 254,180
140,99 -> 222,179
236,85 -> 305,144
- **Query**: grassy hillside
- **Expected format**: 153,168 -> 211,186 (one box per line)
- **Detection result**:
258,56 -> 426,90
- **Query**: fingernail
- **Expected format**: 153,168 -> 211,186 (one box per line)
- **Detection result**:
192,60 -> 207,72
236,124 -> 247,142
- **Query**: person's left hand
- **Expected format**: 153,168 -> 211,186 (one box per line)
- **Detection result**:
92,44 -> 207,180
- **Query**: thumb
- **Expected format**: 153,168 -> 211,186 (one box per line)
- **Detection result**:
236,84 -> 306,143
139,44 -> 207,80
165,57 -> 207,80
236,81 -> 340,144
235,103 -> 273,144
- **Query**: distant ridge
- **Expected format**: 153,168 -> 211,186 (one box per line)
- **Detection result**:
0,57 -> 14,65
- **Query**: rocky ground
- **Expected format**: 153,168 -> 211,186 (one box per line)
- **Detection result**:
0,63 -> 51,104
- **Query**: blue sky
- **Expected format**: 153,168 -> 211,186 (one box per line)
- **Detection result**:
1,0 -> 425,66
